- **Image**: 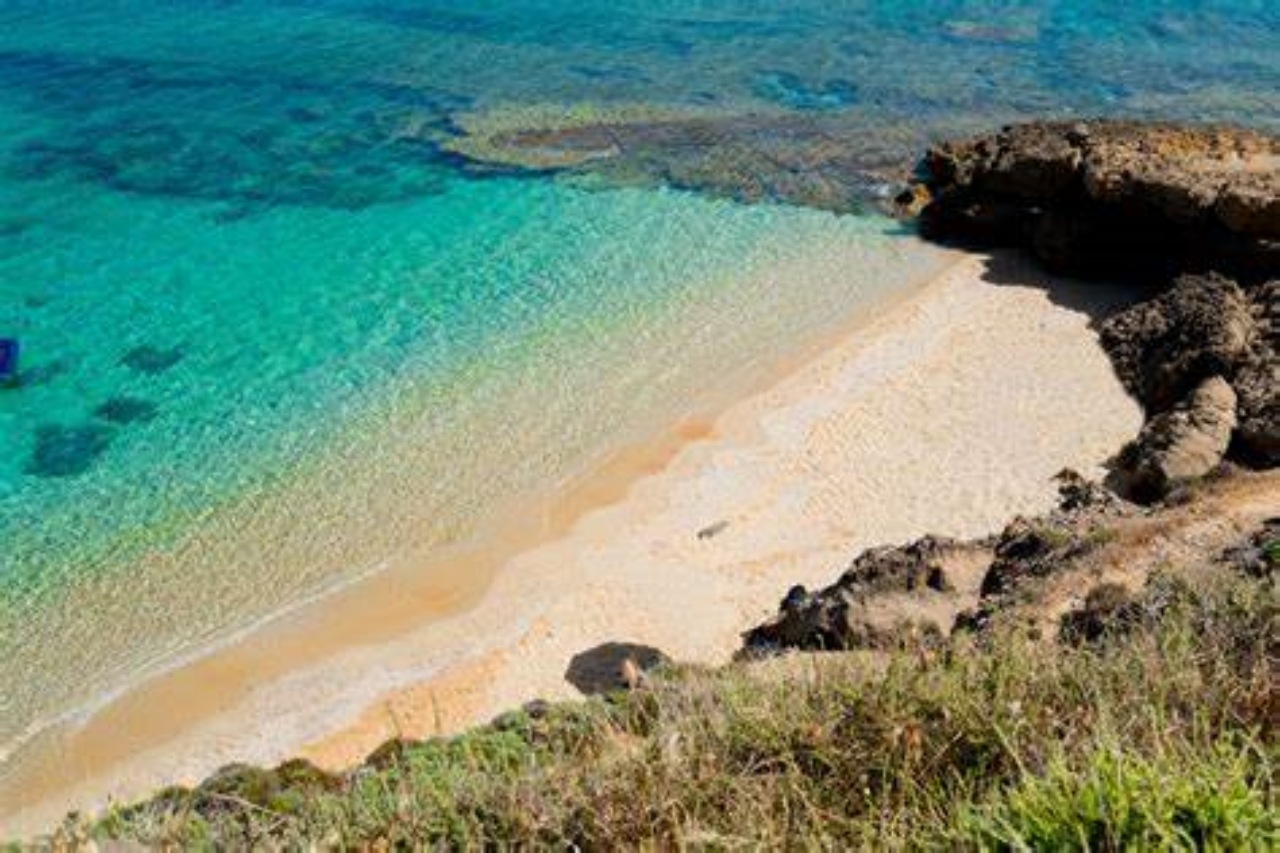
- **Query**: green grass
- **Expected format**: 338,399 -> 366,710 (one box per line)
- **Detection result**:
49,570 -> 1279,849
956,743 -> 1272,850
1263,537 -> 1279,567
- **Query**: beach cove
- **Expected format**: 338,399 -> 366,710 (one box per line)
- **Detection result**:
1,250 -> 1145,833
3,0 -> 1277,838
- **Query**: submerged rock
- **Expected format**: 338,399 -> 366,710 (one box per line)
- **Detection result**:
443,104 -> 914,213
119,344 -> 184,375
26,423 -> 113,478
753,71 -> 858,112
93,395 -> 159,425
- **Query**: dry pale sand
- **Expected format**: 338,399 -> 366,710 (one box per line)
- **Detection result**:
0,252 -> 1144,836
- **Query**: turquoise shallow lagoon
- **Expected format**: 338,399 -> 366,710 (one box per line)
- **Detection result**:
1,2 -> 1277,763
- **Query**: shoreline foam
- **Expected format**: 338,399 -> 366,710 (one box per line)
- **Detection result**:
0,250 -> 1144,836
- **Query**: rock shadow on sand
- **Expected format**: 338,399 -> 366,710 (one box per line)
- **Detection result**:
974,249 -> 1151,325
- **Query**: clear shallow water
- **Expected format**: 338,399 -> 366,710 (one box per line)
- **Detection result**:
1,2 -> 1277,758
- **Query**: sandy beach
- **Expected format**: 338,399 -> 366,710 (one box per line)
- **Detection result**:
0,251 -> 1145,836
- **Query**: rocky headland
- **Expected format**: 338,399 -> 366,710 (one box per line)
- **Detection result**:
752,120 -> 1277,658
907,120 -> 1278,279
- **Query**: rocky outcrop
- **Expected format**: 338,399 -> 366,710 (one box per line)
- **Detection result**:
905,121 -> 1279,493
741,469 -> 1153,655
1099,274 -> 1254,410
1097,272 -> 1276,476
979,515 -> 1099,600
977,470 -> 1133,601
742,536 -> 988,653
912,121 -> 1279,279
747,467 -> 1278,656
1234,279 -> 1280,464
1236,361 -> 1280,464
1058,583 -> 1144,646
742,121 -> 1278,663
1111,376 -> 1238,501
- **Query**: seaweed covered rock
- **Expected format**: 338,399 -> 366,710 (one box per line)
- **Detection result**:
444,106 -> 910,213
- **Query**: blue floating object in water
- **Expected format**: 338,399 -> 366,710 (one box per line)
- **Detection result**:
0,338 -> 18,385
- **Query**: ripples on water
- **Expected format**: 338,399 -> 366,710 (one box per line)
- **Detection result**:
0,1 -> 1277,753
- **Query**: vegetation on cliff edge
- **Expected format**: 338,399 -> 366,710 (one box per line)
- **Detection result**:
42,565 -> 1276,850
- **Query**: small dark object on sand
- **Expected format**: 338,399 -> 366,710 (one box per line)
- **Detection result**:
0,338 -> 19,386
697,520 -> 730,540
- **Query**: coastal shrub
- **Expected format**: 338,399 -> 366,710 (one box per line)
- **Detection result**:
70,570 -> 1276,848
953,742 -> 1275,849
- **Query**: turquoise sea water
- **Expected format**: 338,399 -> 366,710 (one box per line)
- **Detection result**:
1,2 -> 1277,762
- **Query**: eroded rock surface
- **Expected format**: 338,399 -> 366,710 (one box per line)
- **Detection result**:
1099,273 -> 1255,410
1098,273 -> 1277,476
742,536 -> 989,653
1234,279 -> 1280,464
914,120 -> 1280,279
1111,376 -> 1238,502
746,468 -> 1278,656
